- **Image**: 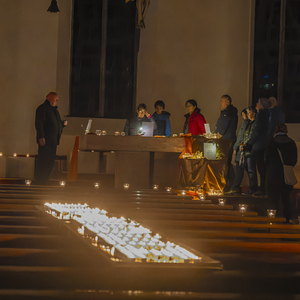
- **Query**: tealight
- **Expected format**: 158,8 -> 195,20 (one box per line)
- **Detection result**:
239,204 -> 247,213
94,182 -> 100,189
199,194 -> 206,200
25,180 -> 31,186
96,130 -> 101,136
208,189 -> 214,195
123,183 -> 130,190
267,209 -> 276,218
115,131 -> 120,136
121,132 -> 126,136
102,130 -> 107,136
60,181 -> 66,188
218,198 -> 226,206
165,187 -> 172,192
13,153 -> 17,157
153,184 -> 159,190
172,134 -> 177,137
26,154 -> 30,157
180,190 -> 187,196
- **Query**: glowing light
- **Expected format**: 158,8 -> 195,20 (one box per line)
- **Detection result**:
26,154 -> 30,157
267,209 -> 276,218
123,183 -> 130,190
239,204 -> 247,213
94,182 -> 100,189
13,153 -> 17,157
180,190 -> 187,196
60,181 -> 66,187
165,187 -> 172,192
0,153 -> 3,157
44,203 -> 201,264
153,184 -> 159,190
218,198 -> 226,206
25,180 -> 31,186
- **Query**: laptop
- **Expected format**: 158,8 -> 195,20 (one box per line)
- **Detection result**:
142,122 -> 154,137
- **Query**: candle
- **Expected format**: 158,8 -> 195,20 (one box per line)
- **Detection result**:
123,183 -> 130,190
199,194 -> 206,200
153,184 -> 159,190
26,154 -> 30,157
0,153 -> 2,156
94,182 -> 100,189
96,130 -> 101,136
115,131 -> 120,136
218,198 -> 226,206
60,181 -> 66,188
239,204 -> 247,213
13,153 -> 17,157
102,130 -> 107,136
165,187 -> 172,192
25,180 -> 31,186
180,190 -> 187,196
121,132 -> 126,136
267,209 -> 276,218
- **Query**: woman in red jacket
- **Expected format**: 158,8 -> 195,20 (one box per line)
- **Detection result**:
183,99 -> 206,135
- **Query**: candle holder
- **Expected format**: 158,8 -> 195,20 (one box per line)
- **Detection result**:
94,182 -> 100,190
165,187 -> 172,192
153,184 -> 159,190
123,183 -> 130,190
199,194 -> 206,200
96,130 -> 101,136
208,189 -> 214,195
267,209 -> 276,218
115,131 -> 120,136
25,180 -> 31,186
218,198 -> 226,206
180,190 -> 187,196
60,181 -> 66,188
121,132 -> 126,136
239,204 -> 247,213
172,134 -> 178,137
102,130 -> 107,136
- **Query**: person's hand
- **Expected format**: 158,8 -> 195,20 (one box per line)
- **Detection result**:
64,120 -> 68,126
144,111 -> 150,118
39,138 -> 45,146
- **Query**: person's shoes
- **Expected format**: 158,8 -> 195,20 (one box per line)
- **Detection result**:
224,189 -> 239,195
242,189 -> 255,196
253,190 -> 267,198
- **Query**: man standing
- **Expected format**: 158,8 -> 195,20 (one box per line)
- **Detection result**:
269,96 -> 285,136
215,95 -> 238,139
215,94 -> 238,190
35,92 -> 67,184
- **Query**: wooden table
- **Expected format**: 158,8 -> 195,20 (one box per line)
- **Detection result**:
79,135 -> 185,189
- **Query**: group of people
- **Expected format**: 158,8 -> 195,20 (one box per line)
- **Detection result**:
35,92 -> 297,222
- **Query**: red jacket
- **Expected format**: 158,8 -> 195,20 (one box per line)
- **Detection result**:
183,109 -> 206,135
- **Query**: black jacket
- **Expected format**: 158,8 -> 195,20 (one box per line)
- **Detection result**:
246,108 -> 270,152
215,104 -> 238,139
35,100 -> 64,145
124,115 -> 156,136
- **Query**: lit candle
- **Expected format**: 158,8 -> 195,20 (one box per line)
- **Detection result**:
60,181 -> 66,188
199,194 -> 206,200
180,190 -> 187,196
123,183 -> 130,190
115,131 -> 120,136
25,180 -> 31,186
153,184 -> 159,190
0,153 -> 2,157
13,153 -> 17,157
239,204 -> 247,213
165,187 -> 172,192
96,130 -> 101,136
218,198 -> 226,206
94,182 -> 100,190
26,154 -> 30,157
267,209 -> 276,218
121,132 -> 126,136
102,130 -> 107,136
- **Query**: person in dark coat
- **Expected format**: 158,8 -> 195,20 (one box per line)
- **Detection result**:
152,100 -> 171,136
35,92 -> 67,184
215,95 -> 238,140
215,95 -> 238,191
225,108 -> 249,194
242,98 -> 271,196
269,97 -> 285,137
183,99 -> 206,135
265,124 -> 297,223
124,103 -> 156,136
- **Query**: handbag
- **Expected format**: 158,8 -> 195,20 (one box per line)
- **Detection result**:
277,149 -> 298,186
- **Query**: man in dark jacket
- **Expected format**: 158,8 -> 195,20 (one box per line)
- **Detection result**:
35,92 -> 67,184
215,95 -> 238,139
215,95 -> 238,190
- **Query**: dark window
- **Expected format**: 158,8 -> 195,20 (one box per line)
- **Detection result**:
70,0 -> 138,118
253,0 -> 300,122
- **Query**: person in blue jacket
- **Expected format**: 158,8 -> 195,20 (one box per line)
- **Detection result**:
152,100 -> 171,136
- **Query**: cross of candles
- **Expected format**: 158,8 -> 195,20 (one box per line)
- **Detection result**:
44,203 -> 201,264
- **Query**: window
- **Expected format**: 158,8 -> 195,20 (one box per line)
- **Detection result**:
70,0 -> 138,119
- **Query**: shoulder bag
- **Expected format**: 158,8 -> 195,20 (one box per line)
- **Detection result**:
277,149 -> 298,186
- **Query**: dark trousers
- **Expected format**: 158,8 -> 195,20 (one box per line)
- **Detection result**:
232,160 -> 245,190
269,184 -> 293,221
35,144 -> 57,184
245,150 -> 266,192
225,144 -> 235,190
